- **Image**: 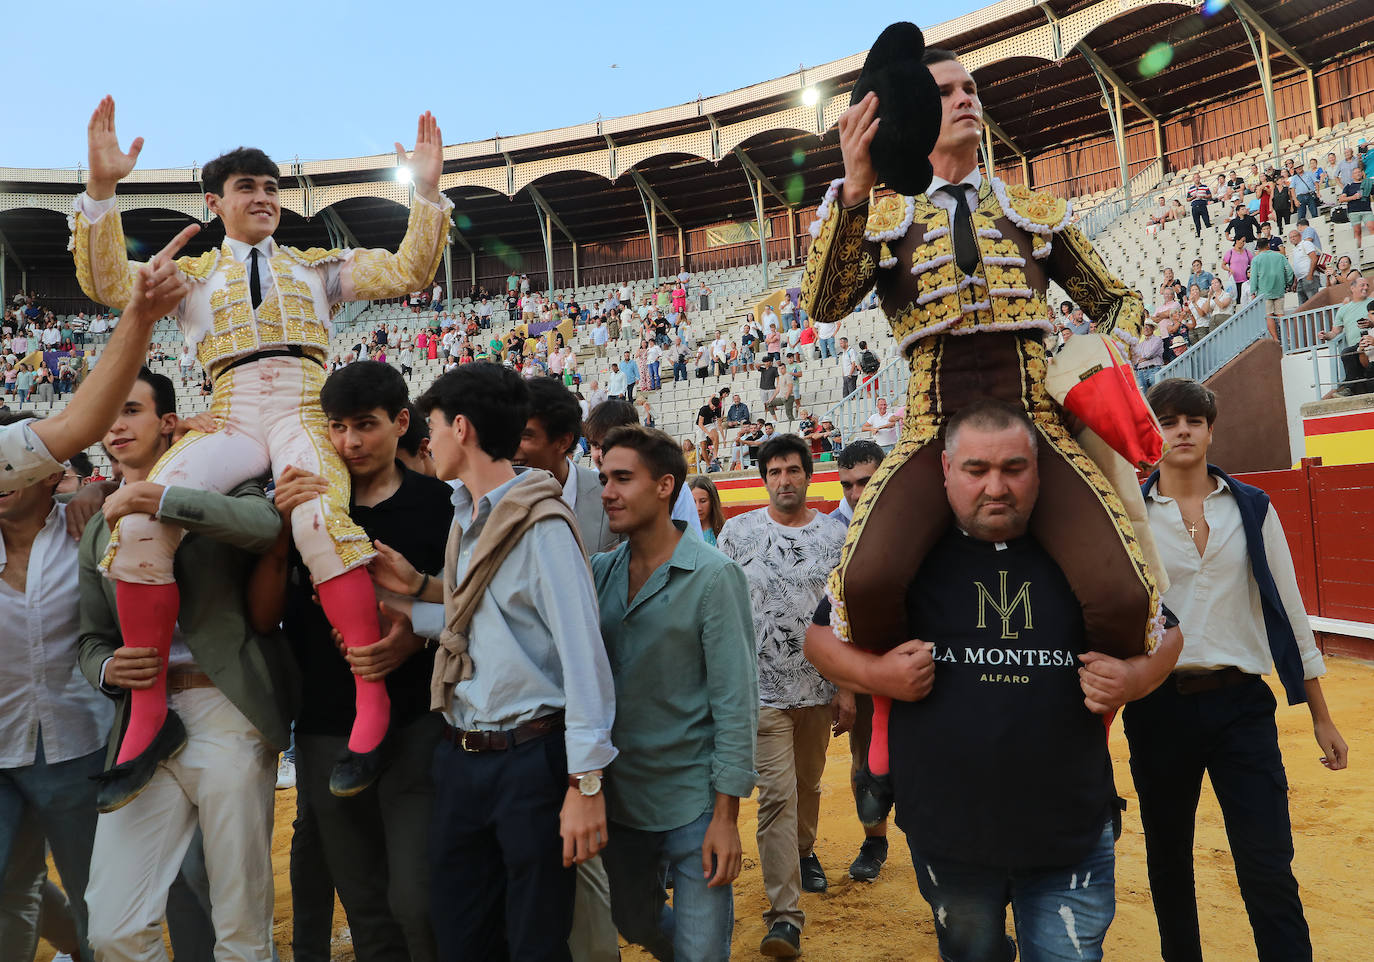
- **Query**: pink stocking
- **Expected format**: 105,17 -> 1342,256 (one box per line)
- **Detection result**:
114,581 -> 179,764
316,568 -> 389,753
867,694 -> 891,777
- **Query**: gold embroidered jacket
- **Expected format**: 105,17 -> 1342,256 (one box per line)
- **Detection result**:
800,177 -> 1144,357
70,193 -> 452,376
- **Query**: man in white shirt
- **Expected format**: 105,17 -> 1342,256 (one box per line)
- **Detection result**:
1132,379 -> 1347,962
861,397 -> 901,448
607,363 -> 627,400
761,305 -> 779,335
0,413 -> 113,962
645,342 -> 662,390
814,319 -> 840,359
838,337 -> 859,395
1285,228 -> 1320,303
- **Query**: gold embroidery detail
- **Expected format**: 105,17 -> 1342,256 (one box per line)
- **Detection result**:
71,211 -> 137,310
174,249 -> 220,281
347,198 -> 449,300
863,194 -> 908,238
281,246 -> 344,266
800,202 -> 876,325
1004,183 -> 1070,230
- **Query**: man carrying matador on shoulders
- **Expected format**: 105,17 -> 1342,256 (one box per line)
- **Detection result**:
801,26 -> 1170,812
71,97 -> 452,808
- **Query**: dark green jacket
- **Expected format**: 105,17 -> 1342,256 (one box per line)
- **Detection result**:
78,480 -> 299,767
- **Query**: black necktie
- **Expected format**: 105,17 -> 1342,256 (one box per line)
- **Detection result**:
940,184 -> 979,276
249,248 -> 262,310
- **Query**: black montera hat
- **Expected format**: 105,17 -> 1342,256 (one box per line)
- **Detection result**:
849,22 -> 943,197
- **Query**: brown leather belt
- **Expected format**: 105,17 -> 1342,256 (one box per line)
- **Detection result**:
167,669 -> 216,694
441,712 -> 564,753
1173,666 -> 1253,695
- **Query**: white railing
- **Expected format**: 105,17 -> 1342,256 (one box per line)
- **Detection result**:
1155,294 -> 1269,384
817,353 -> 910,445
1083,159 -> 1165,239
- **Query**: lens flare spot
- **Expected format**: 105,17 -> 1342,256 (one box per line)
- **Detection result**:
456,213 -> 472,230
792,148 -> 806,167
1139,42 -> 1174,79
786,174 -> 806,206
1201,0 -> 1230,15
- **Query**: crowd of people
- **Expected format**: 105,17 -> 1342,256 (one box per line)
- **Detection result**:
0,69 -> 1363,962
1129,140 -> 1374,388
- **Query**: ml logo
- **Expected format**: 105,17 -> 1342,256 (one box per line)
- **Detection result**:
975,571 -> 1034,640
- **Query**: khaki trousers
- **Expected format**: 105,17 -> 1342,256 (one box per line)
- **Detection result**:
756,704 -> 831,930
86,687 -> 276,962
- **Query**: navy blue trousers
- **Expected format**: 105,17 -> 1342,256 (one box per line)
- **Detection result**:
429,731 -> 575,962
1123,675 -> 1311,962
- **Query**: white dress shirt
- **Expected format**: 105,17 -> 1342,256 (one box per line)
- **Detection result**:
0,501 -> 114,766
1147,476 -> 1325,678
926,167 -> 983,217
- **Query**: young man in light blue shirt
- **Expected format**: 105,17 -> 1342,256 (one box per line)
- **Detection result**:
409,363 -> 618,961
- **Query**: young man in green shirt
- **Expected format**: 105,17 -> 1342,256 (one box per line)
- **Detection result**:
1249,238 -> 1295,340
592,425 -> 758,961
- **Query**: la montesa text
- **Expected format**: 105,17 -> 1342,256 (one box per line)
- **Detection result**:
932,646 -> 1078,668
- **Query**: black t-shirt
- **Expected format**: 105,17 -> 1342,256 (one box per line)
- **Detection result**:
697,404 -> 718,427
1225,215 -> 1258,243
1342,181 -> 1372,213
818,530 -> 1115,868
759,366 -> 778,391
286,464 -> 455,736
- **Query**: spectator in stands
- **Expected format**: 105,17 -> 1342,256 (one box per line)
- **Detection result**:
1251,238 -> 1295,340
1340,166 -> 1371,251
1208,277 -> 1234,316
1152,285 -> 1182,323
34,366 -> 54,404
1212,173 -> 1231,206
1146,196 -> 1173,227
698,439 -> 722,474
856,340 -> 882,388
724,393 -> 752,431
1186,172 -> 1213,236
591,318 -> 609,358
1291,161 -> 1321,222
1223,236 -> 1256,301
1224,203 -> 1259,247
1286,229 -> 1321,303
1273,172 -> 1296,231
15,363 -> 34,404
682,438 -> 698,472
587,380 -> 607,409
1334,147 -> 1358,187
1133,319 -> 1165,388
728,419 -> 767,471
645,340 -> 662,390
1187,284 -> 1212,333
1225,169 -> 1245,197
839,337 -> 859,395
696,393 -> 723,452
1326,254 -> 1361,287
670,338 -> 689,383
814,315 -> 840,360
1319,276 -> 1374,396
1187,259 -> 1214,296
764,361 -> 797,424
1256,178 -> 1276,226
1064,306 -> 1090,336
861,397 -> 900,449
717,434 -> 847,958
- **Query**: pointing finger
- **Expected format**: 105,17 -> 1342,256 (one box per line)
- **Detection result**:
156,223 -> 201,261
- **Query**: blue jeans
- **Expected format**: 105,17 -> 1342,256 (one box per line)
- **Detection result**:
0,742 -> 104,961
601,810 -> 733,962
1135,366 -> 1160,391
911,820 -> 1117,962
673,360 -> 688,382
649,361 -> 661,390
818,336 -> 837,359
1296,192 -> 1319,221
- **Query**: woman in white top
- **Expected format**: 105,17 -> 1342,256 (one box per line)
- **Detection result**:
1208,277 -> 1234,317
1188,283 -> 1213,333
785,320 -> 802,350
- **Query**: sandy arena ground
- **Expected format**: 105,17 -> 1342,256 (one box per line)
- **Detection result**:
37,658 -> 1372,960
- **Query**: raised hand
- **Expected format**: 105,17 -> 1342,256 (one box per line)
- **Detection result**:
396,111 -> 443,203
87,96 -> 144,201
838,91 -> 880,207
125,223 -> 200,325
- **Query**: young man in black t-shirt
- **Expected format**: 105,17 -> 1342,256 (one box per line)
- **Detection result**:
1224,204 -> 1260,246
806,400 -> 1180,962
257,361 -> 454,962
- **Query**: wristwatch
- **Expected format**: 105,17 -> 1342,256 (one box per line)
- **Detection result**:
568,772 -> 603,797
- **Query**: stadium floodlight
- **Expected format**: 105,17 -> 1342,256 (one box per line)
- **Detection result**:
802,87 -> 820,107
396,166 -> 412,183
